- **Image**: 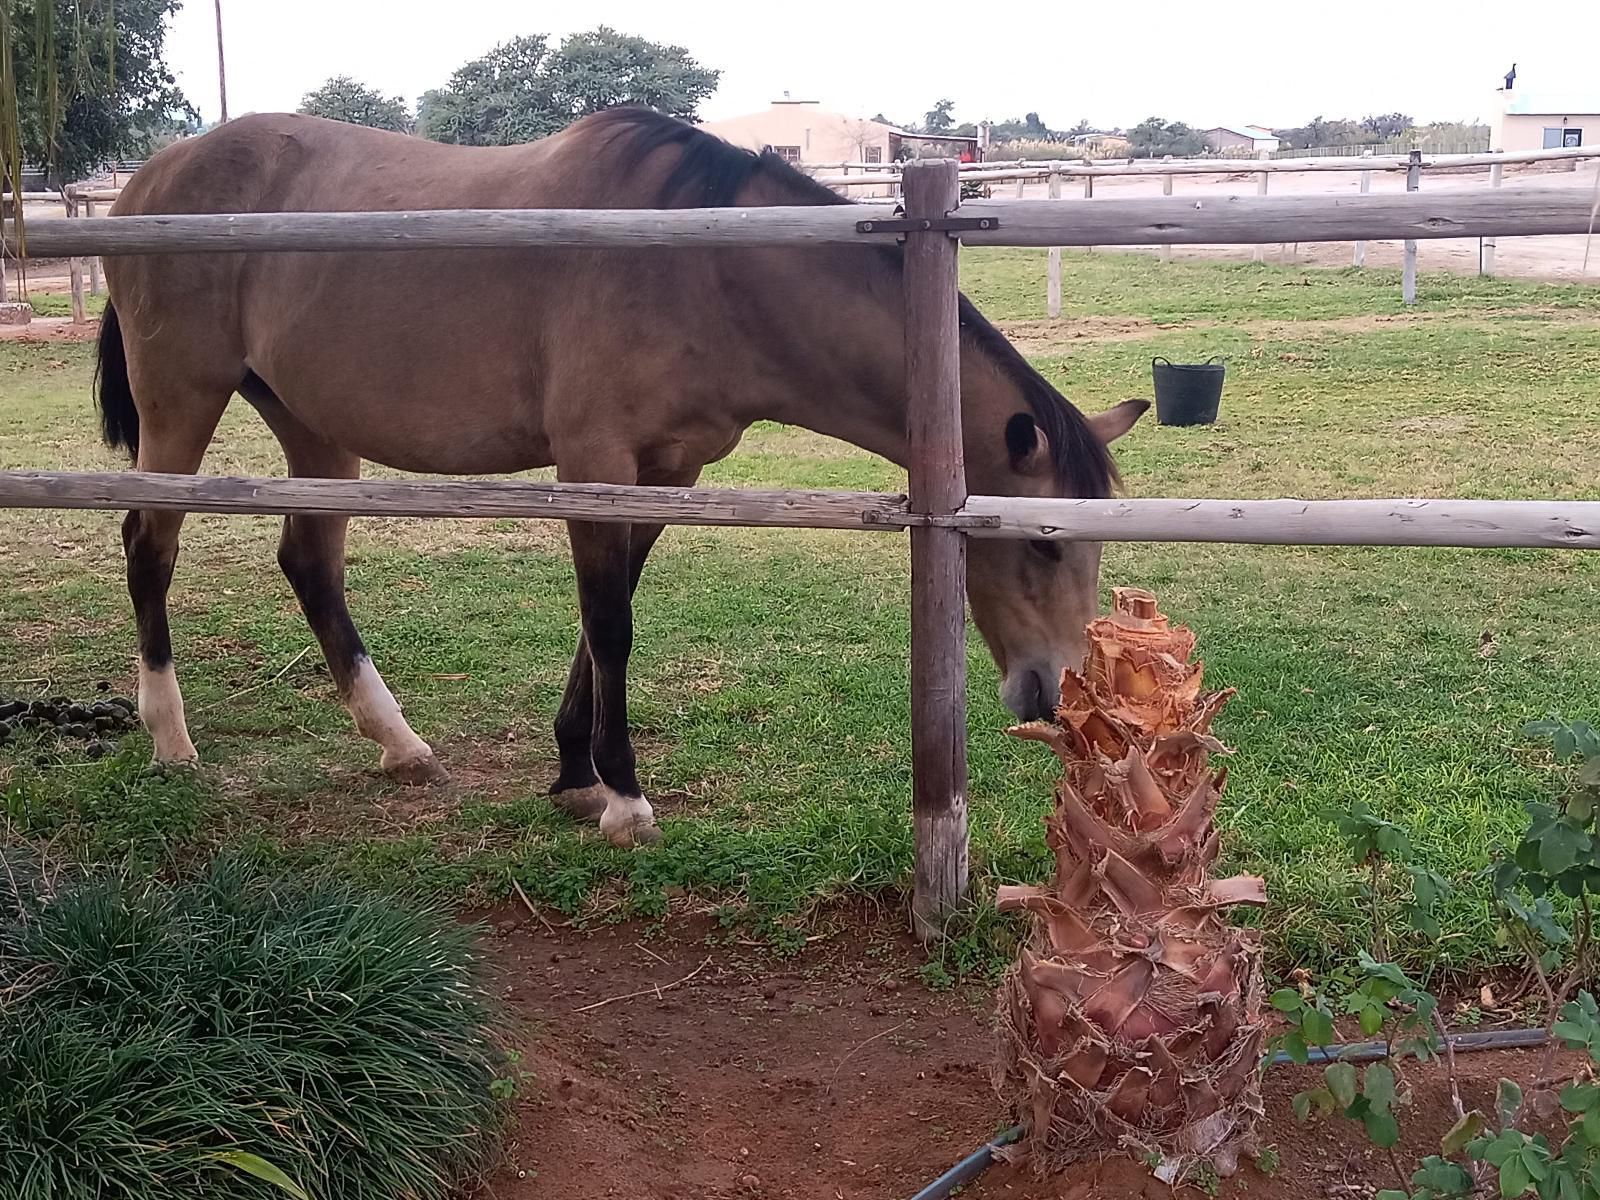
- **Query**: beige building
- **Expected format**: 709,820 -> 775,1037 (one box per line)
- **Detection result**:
1492,89 -> 1598,152
1201,125 -> 1281,154
702,98 -> 902,167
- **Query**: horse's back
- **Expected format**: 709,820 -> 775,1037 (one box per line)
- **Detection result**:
111,111 -> 663,219
101,114 -> 726,476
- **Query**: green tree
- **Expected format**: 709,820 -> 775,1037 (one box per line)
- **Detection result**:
1273,115 -> 1366,150
417,27 -> 718,147
2,0 -> 194,187
298,75 -> 411,132
1361,111 -> 1413,139
922,98 -> 955,134
1127,116 -> 1205,158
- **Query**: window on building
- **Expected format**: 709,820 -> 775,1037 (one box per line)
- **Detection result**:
1543,127 -> 1566,148
863,146 -> 883,164
1564,128 -> 1583,148
770,145 -> 802,163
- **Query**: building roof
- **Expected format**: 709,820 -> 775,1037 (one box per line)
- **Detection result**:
1207,124 -> 1278,140
1505,93 -> 1600,115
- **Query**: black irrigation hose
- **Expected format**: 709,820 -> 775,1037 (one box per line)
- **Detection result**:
906,1125 -> 1022,1200
906,1027 -> 1551,1200
1277,1025 -> 1549,1066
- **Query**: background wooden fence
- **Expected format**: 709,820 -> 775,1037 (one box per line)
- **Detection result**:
5,164 -> 1600,935
6,143 -> 1599,315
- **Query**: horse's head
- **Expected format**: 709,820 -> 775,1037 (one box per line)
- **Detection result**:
958,321 -> 1147,719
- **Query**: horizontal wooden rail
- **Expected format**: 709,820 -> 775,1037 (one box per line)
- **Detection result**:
960,186 -> 1600,246
817,145 -> 1600,181
7,472 -> 1600,553
4,186 -> 1597,258
0,471 -> 919,529
1,204 -> 899,257
960,497 -> 1600,549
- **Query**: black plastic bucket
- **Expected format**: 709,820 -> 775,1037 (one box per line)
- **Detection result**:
1152,356 -> 1225,426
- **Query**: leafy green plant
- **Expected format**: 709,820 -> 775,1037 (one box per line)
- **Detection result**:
1275,717 -> 1600,1200
489,1048 -> 535,1101
0,857 -> 508,1200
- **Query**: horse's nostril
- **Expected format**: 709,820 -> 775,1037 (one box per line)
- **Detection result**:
1022,670 -> 1046,721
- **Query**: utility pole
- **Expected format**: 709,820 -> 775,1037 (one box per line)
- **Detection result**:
214,0 -> 229,123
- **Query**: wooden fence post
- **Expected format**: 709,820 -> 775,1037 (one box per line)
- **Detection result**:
86,197 -> 101,296
1047,170 -> 1062,318
1252,166 -> 1268,262
900,159 -> 969,941
65,188 -> 86,325
1482,157 -> 1503,277
1164,160 -> 1177,262
1403,150 -> 1421,305
1014,175 -> 1026,199
1082,173 -> 1094,254
1354,151 -> 1373,267
1164,170 -> 1177,259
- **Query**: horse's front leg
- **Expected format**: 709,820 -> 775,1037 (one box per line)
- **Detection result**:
551,521 -> 669,821
566,518 -> 660,847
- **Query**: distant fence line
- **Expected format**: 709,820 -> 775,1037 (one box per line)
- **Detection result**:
1272,140 -> 1490,160
811,144 -> 1600,184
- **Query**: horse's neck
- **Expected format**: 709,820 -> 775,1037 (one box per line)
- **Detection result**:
752,328 -> 1014,492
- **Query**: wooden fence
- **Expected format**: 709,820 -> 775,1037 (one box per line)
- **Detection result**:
809,145 -> 1600,312
7,142 -> 1598,315
5,165 -> 1600,936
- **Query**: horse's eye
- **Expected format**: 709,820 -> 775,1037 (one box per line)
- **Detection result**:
1029,540 -> 1062,562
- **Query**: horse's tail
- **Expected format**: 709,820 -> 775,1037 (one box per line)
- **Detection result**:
95,302 -> 139,459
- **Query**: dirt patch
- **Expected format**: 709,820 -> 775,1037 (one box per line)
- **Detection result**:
473,908 -> 1570,1200
0,315 -> 99,343
998,314 -> 1162,350
999,307 -> 1600,358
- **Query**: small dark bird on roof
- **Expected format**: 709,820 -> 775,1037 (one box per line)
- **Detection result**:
1504,63 -> 1517,90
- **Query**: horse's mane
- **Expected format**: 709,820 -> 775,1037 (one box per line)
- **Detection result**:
586,107 -> 1118,498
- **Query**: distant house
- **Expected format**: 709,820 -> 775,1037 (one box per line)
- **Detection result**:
702,99 -> 901,167
1492,84 -> 1598,151
1202,125 -> 1281,154
1072,132 -> 1131,154
702,97 -> 990,195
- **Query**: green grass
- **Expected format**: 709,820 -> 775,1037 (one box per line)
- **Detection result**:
963,248 -> 1600,324
5,249 -> 1600,978
18,290 -> 110,319
0,857 -> 504,1200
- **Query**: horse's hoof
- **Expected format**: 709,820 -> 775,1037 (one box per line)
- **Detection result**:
599,793 -> 658,848
551,783 -> 609,822
384,753 -> 449,786
604,820 -> 662,849
149,751 -> 200,772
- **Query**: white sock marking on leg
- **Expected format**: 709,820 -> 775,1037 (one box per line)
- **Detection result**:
346,656 -> 435,769
599,790 -> 657,842
138,662 -> 198,764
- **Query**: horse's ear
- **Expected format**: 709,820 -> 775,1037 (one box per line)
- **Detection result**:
1087,399 -> 1150,444
1005,413 -> 1052,475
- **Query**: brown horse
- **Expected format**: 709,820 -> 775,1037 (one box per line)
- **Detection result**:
96,109 -> 1146,846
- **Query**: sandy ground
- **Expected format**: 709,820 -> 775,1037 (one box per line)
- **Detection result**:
473,905 -> 1577,1200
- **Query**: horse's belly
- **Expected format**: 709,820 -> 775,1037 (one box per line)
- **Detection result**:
255,366 -> 554,477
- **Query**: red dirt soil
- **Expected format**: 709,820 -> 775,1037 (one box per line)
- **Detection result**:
473,908 -> 1568,1200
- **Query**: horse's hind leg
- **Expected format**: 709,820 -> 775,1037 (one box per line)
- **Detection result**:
245,381 -> 444,784
123,392 -> 231,765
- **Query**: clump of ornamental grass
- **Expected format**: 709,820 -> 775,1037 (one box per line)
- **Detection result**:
0,856 -> 507,1200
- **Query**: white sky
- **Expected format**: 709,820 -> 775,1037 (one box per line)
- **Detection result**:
163,1 -> 1599,132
